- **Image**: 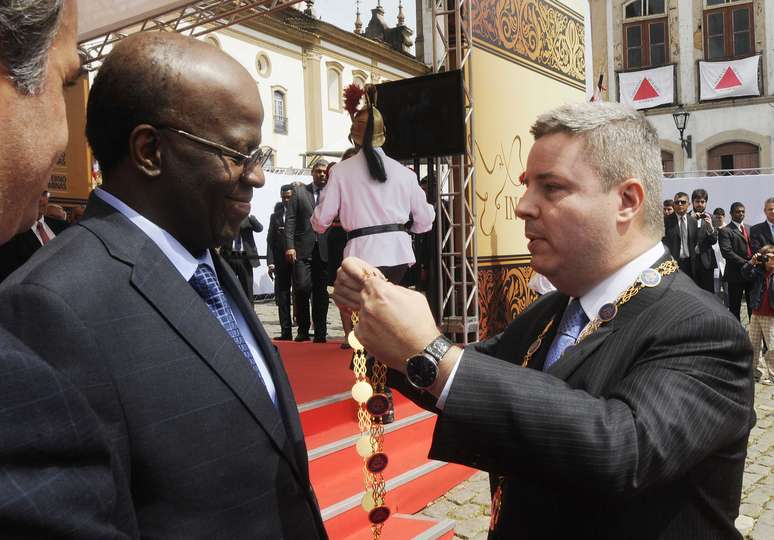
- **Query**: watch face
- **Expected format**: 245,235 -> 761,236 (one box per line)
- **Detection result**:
406,354 -> 439,389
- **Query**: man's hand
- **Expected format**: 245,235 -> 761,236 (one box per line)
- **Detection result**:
334,257 -> 440,372
268,264 -> 275,280
285,249 -> 297,264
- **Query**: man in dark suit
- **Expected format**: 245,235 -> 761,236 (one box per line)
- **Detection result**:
662,191 -> 698,278
285,161 -> 329,342
750,197 -> 774,253
0,32 -> 326,539
688,188 -> 718,292
719,202 -> 754,321
0,190 -> 70,282
267,184 -> 295,340
0,0 -> 135,536
221,214 -> 263,299
335,102 -> 753,538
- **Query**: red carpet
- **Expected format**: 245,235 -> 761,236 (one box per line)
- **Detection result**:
276,340 -> 354,403
276,338 -> 477,539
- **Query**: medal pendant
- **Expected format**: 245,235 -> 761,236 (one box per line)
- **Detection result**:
365,393 -> 390,417
639,268 -> 661,287
598,302 -> 618,322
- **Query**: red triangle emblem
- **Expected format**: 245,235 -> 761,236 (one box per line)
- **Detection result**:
632,78 -> 659,101
715,66 -> 742,90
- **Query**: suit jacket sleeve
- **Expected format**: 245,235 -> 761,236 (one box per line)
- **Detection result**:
428,309 -> 752,497
285,192 -> 299,251
266,215 -> 276,267
719,228 -> 748,266
698,219 -> 718,250
0,330 -> 133,539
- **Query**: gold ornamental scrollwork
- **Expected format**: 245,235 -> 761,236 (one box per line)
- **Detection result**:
472,0 -> 585,87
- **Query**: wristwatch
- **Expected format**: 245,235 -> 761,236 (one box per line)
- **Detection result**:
405,335 -> 453,390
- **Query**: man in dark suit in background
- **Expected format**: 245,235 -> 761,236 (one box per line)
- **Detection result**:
720,202 -> 754,321
0,32 -> 326,539
285,160 -> 329,342
750,197 -> 774,253
0,0 -> 135,536
688,188 -> 718,293
663,191 -> 698,278
222,214 -> 263,300
335,102 -> 753,539
267,184 -> 295,340
0,190 -> 69,282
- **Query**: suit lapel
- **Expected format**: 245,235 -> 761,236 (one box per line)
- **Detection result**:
81,198 -> 300,476
212,256 -> 306,435
547,255 -> 675,381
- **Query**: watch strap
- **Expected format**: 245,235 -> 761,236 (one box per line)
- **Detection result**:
424,335 -> 453,362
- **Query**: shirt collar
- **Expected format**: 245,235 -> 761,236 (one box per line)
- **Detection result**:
93,187 -> 213,281
578,242 -> 667,322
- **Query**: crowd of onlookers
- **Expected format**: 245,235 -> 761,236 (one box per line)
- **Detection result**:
662,191 -> 774,384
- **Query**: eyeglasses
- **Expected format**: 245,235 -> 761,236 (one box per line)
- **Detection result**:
674,200 -> 688,205
159,126 -> 272,176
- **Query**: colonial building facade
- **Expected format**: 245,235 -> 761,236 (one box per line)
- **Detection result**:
589,0 -> 774,174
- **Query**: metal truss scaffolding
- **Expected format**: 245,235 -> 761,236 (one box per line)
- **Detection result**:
431,0 -> 478,344
79,0 -> 303,71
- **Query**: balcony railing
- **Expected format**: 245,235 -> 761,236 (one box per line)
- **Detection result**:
664,167 -> 773,178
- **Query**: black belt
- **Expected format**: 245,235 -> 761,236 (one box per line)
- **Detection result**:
346,223 -> 406,242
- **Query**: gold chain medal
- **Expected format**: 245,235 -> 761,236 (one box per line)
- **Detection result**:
349,272 -> 390,538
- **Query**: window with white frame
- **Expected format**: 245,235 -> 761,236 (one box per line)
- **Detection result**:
623,0 -> 668,69
327,67 -> 342,111
273,89 -> 287,135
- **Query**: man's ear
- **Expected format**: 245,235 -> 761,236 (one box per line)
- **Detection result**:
129,124 -> 162,177
617,177 -> 645,224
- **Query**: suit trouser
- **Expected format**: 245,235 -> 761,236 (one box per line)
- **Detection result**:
726,280 -> 752,321
693,265 -> 715,293
677,257 -> 692,278
274,262 -> 292,335
292,243 -> 328,338
748,314 -> 774,381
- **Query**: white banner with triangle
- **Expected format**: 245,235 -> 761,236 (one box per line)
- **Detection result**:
617,65 -> 675,110
699,55 -> 761,101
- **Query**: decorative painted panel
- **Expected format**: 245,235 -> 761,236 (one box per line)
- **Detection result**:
472,0 -> 586,88
478,264 -> 539,338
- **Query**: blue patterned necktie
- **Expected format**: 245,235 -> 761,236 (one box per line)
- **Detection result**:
543,298 -> 589,371
189,264 -> 265,386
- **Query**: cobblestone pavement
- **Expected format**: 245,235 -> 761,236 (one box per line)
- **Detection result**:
255,299 -> 774,539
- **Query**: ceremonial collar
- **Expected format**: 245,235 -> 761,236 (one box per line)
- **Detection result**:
578,242 -> 667,324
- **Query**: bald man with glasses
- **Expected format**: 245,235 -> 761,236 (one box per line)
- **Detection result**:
0,32 -> 326,539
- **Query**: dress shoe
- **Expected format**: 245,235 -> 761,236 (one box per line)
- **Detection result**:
294,334 -> 310,342
275,333 -> 292,341
313,336 -> 327,343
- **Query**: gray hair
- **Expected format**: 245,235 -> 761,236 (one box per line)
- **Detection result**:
0,0 -> 64,95
530,101 -> 663,239
765,197 -> 774,207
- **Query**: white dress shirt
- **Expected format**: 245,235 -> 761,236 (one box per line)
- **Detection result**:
31,216 -> 56,244
311,149 -> 435,268
93,188 -> 277,404
437,242 -> 667,409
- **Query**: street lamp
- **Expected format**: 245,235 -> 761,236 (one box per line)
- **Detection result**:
672,104 -> 692,159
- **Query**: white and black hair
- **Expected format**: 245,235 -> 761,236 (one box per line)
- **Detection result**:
0,0 -> 64,95
530,102 -> 664,239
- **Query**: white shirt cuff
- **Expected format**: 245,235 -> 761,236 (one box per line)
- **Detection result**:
435,349 -> 463,410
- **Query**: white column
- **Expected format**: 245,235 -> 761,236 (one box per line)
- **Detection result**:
606,0 -> 616,101
766,0 -> 774,95
677,0 -> 695,104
